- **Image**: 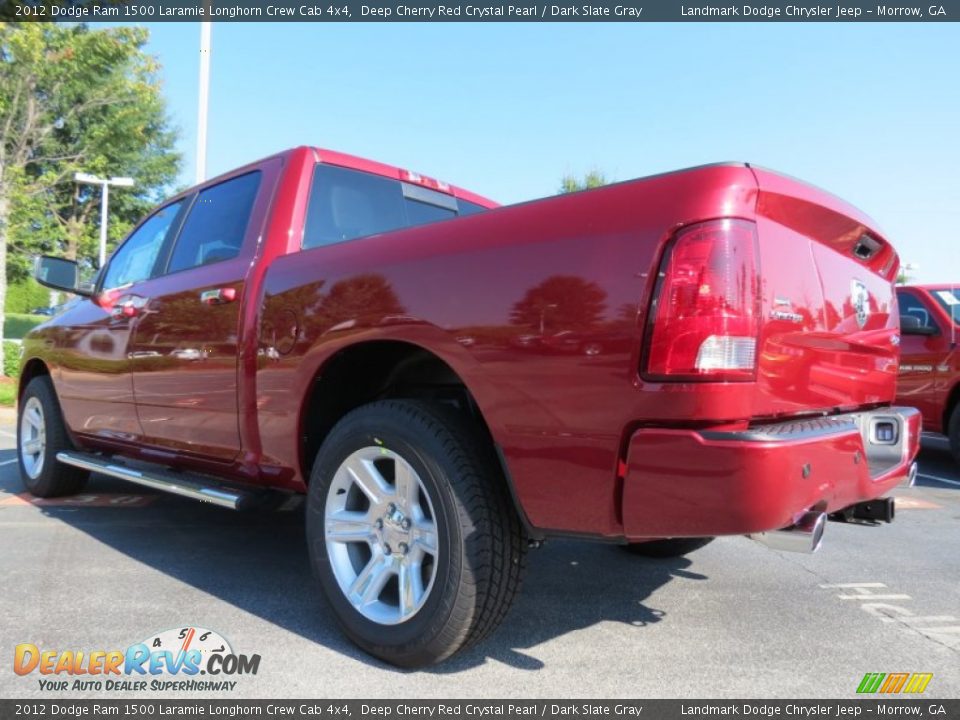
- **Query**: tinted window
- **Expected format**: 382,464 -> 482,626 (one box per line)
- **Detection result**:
457,199 -> 488,215
897,291 -> 937,330
303,165 -> 473,250
405,198 -> 456,226
303,165 -> 407,249
167,172 -> 261,274
102,201 -> 183,290
929,288 -> 960,325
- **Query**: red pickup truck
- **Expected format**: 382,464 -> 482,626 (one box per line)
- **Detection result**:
896,284 -> 960,463
21,147 -> 919,667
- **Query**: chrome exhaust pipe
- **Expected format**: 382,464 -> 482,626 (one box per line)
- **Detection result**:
749,511 -> 826,554
901,462 -> 918,488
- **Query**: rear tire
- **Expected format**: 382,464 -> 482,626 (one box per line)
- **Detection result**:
18,376 -> 89,498
306,400 -> 526,667
948,403 -> 960,466
623,537 -> 713,558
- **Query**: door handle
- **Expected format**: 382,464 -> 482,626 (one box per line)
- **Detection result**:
200,288 -> 237,306
111,297 -> 147,319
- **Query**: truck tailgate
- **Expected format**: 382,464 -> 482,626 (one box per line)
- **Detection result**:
750,167 -> 900,416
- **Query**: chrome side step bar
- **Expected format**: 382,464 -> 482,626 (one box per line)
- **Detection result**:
56,451 -> 268,510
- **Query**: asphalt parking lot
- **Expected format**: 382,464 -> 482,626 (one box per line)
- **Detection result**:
1,416 -> 958,699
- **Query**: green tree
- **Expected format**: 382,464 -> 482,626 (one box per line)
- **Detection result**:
0,22 -> 179,374
558,170 -> 609,194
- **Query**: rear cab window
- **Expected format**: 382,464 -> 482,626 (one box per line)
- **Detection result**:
302,164 -> 487,250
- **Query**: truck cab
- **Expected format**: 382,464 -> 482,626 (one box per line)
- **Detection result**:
896,284 -> 960,463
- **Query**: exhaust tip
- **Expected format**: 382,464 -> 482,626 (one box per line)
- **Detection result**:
749,510 -> 826,554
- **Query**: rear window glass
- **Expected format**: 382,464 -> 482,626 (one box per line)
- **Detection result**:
167,171 -> 261,274
458,199 -> 487,215
303,165 -> 406,249
405,198 -> 456,226
302,164 -> 481,250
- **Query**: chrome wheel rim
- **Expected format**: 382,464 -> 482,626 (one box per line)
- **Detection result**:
324,446 -> 439,625
20,397 -> 46,480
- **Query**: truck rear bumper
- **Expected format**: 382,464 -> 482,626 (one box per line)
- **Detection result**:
621,406 -> 920,540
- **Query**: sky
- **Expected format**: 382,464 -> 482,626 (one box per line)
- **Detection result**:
133,22 -> 958,284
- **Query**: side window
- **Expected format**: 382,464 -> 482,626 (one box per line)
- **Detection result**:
303,165 -> 406,249
102,201 -> 183,290
167,171 -> 261,274
897,292 -> 937,330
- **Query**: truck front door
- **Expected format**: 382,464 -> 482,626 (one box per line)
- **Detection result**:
127,166 -> 275,462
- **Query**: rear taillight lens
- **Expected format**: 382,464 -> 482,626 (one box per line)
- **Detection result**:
643,218 -> 760,381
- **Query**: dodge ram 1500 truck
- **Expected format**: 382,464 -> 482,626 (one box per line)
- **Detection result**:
20,147 -> 919,667
896,284 -> 960,464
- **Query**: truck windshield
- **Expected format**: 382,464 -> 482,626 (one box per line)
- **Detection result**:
931,288 -> 960,324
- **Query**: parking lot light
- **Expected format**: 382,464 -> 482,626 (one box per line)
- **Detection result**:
73,172 -> 136,268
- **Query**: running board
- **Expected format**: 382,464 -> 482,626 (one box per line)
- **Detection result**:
56,451 -> 272,511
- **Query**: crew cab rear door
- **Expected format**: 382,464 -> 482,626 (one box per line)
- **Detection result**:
127,160 -> 280,462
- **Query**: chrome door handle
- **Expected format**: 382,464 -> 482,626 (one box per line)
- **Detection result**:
200,288 -> 238,306
111,297 -> 147,319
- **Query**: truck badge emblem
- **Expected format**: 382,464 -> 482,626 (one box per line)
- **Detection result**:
852,279 -> 870,329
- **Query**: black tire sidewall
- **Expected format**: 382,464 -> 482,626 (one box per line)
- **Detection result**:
306,403 -> 472,659
949,403 -> 960,466
17,377 -> 59,496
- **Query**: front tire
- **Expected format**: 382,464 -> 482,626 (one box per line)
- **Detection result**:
306,400 -> 526,667
18,376 -> 89,498
623,537 -> 713,558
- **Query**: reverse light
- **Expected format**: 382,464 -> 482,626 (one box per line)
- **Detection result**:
643,218 -> 760,381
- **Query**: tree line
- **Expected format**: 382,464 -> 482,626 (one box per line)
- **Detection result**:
0,22 -> 180,372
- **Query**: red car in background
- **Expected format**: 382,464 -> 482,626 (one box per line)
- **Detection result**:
896,285 -> 960,464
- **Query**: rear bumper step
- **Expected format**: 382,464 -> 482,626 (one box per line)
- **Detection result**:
56,451 -> 277,511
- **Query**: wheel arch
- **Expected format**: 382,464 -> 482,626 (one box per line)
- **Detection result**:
296,339 -> 536,534
18,358 -> 51,402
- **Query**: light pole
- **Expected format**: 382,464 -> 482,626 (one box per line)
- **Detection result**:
74,172 -> 135,268
196,19 -> 212,184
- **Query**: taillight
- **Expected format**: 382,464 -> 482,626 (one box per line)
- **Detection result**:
643,218 -> 760,381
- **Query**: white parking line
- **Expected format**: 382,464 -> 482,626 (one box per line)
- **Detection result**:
0,459 -> 18,467
919,473 -> 960,488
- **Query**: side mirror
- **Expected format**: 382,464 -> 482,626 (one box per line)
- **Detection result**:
899,315 -> 938,336
33,256 -> 92,298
